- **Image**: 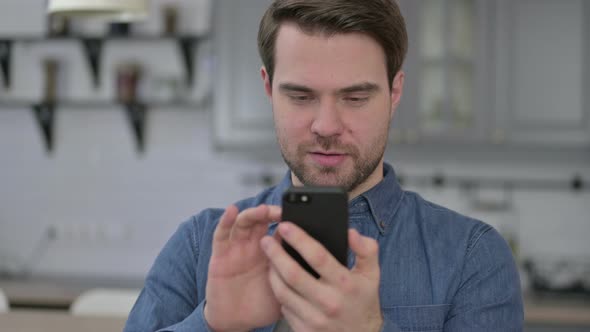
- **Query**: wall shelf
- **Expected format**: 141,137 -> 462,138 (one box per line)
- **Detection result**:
397,173 -> 588,193
0,33 -> 210,154
0,35 -> 207,42
0,98 -> 211,154
0,34 -> 207,89
0,99 -> 209,110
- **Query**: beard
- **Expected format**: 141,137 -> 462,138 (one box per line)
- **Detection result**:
279,134 -> 386,193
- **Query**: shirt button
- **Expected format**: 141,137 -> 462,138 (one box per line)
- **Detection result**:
380,221 -> 386,228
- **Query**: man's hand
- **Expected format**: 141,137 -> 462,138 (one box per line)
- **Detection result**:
261,223 -> 383,332
204,205 -> 282,332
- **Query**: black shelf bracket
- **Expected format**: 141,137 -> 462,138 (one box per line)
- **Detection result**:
81,38 -> 103,88
178,36 -> 197,87
0,39 -> 13,89
571,174 -> 584,191
32,103 -> 56,154
124,102 -> 148,154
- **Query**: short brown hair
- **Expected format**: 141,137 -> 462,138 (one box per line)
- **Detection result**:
258,0 -> 408,89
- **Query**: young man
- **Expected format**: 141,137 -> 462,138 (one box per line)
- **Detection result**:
125,1 -> 523,331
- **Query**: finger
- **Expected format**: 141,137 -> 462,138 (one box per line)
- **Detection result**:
268,268 -> 325,329
277,222 -> 348,283
281,306 -> 310,332
279,292 -> 332,332
268,268 -> 307,311
230,205 -> 271,241
267,205 -> 282,222
261,234 -> 321,292
248,205 -> 282,240
349,229 -> 380,277
261,234 -> 344,314
271,226 -> 283,241
212,205 -> 239,245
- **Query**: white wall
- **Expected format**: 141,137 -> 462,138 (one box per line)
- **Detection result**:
0,0 -> 282,280
0,0 -> 589,283
0,108 -> 282,280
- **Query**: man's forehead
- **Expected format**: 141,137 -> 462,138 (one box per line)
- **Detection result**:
273,24 -> 389,88
275,22 -> 374,45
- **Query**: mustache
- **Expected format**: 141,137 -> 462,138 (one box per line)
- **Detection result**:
316,136 -> 341,151
300,136 -> 357,155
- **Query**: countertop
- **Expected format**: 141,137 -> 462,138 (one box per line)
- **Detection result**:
0,310 -> 126,332
0,277 -> 143,309
1,278 -> 589,325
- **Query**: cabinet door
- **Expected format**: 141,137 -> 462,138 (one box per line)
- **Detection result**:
389,0 -> 419,144
212,0 -> 277,149
393,0 -> 494,145
494,0 -> 590,146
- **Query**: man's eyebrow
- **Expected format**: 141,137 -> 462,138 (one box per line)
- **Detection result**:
277,82 -> 380,94
278,83 -> 314,93
338,82 -> 380,94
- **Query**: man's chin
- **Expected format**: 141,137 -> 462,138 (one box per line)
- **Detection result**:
301,168 -> 351,188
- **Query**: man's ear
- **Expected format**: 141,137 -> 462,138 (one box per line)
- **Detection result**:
390,70 -> 405,119
261,66 -> 272,100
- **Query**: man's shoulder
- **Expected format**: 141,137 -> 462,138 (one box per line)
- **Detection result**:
403,190 -> 487,226
401,190 -> 494,249
398,191 -> 515,283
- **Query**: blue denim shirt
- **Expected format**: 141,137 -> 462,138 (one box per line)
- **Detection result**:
125,163 -> 523,332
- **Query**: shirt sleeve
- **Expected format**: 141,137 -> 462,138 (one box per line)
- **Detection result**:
124,216 -> 214,332
444,226 -> 524,331
155,300 -> 213,332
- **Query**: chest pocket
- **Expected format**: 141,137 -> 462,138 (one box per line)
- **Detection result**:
382,304 -> 450,332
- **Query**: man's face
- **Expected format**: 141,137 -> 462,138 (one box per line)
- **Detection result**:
262,23 -> 404,194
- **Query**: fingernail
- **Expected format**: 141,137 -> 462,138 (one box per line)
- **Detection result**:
260,237 -> 272,252
278,223 -> 291,237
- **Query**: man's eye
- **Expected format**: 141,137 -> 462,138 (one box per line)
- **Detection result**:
345,96 -> 370,105
289,95 -> 313,103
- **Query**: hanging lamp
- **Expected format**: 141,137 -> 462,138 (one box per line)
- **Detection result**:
47,0 -> 149,22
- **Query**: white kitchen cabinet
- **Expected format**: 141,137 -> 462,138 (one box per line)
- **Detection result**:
493,0 -> 590,146
211,0 -> 589,150
393,0 -> 495,144
211,0 -> 495,148
212,0 -> 277,150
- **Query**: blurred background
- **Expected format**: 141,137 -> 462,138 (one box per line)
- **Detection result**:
0,0 -> 588,331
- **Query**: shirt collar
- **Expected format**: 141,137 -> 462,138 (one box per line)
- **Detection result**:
269,162 -> 404,234
269,171 -> 293,206
353,162 -> 404,234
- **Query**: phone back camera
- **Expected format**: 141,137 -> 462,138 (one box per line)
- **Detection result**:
286,192 -> 312,204
298,194 -> 311,204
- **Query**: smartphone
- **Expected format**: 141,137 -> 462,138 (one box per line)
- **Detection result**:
281,186 -> 349,278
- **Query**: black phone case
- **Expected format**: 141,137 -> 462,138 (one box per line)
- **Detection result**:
281,186 -> 348,278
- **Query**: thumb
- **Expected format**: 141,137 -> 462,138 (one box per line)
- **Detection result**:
349,229 -> 380,277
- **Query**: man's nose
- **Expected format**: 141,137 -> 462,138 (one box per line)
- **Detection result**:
310,100 -> 344,137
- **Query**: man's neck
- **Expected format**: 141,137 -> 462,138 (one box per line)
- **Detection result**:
347,162 -> 384,200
